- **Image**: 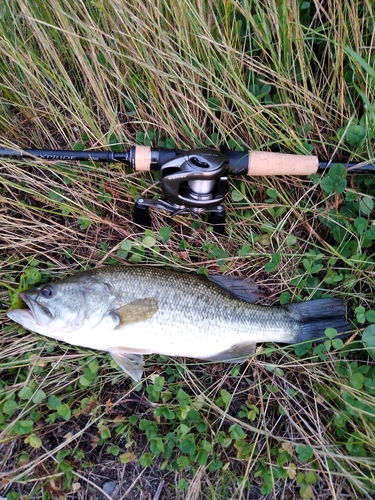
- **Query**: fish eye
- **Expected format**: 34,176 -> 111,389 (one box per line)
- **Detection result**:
41,285 -> 54,298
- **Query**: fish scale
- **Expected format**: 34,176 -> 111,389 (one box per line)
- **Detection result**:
7,265 -> 351,380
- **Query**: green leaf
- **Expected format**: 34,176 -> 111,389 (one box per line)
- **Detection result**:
120,239 -> 132,252
342,45 -> 375,81
136,131 -> 145,144
57,403 -> 71,420
313,343 -> 327,360
59,459 -> 73,473
321,164 -> 347,194
294,341 -> 312,357
334,412 -> 349,428
345,124 -> 366,147
220,389 -> 231,407
234,439 -> 255,459
332,338 -> 344,350
179,424 -> 190,436
363,325 -> 375,346
285,235 -> 297,246
362,325 -> 375,360
350,372 -> 364,390
24,268 -> 42,285
238,243 -> 251,256
365,310 -> 375,323
177,479 -> 189,490
49,188 -> 64,202
107,445 -> 120,456
162,408 -> 176,420
78,217 -> 91,230
48,396 -> 61,410
264,253 -> 281,273
191,219 -> 202,229
229,424 -> 245,441
129,252 -> 143,263
120,451 -> 136,464
196,421 -> 207,432
325,328 -> 338,339
266,187 -> 278,201
73,142 -> 85,151
27,434 -> 43,448
359,196 -> 373,216
207,97 -> 221,111
355,305 -> 366,324
3,399 -> 18,416
159,226 -> 172,243
232,189 -> 244,202
196,449 -> 209,465
354,217 -> 368,234
6,492 -> 20,500
329,163 -> 347,179
79,376 -> 92,387
32,389 -> 46,404
13,419 -> 34,435
209,456 -> 223,471
100,426 -> 111,440
18,386 -> 33,400
142,235 -> 156,248
180,436 -> 196,455
280,292 -> 291,305
300,484 -> 315,499
153,376 -> 165,392
295,444 -> 314,462
88,359 -> 99,374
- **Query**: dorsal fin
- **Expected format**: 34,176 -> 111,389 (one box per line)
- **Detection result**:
208,275 -> 259,303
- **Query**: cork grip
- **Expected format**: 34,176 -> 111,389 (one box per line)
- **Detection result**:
134,145 -> 152,171
248,152 -> 318,176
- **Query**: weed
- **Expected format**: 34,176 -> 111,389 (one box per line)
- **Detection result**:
1,0 -> 375,498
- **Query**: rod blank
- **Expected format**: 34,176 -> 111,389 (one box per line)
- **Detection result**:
0,146 -> 374,174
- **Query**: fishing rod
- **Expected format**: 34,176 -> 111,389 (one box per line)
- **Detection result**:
1,145 -> 374,233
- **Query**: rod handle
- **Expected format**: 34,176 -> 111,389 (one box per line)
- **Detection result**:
247,151 -> 318,176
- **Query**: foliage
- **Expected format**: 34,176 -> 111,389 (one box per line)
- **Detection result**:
0,0 -> 375,498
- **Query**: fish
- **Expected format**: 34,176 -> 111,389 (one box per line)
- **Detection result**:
6,265 -> 350,381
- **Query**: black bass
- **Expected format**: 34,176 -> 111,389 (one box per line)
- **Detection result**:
7,266 -> 350,381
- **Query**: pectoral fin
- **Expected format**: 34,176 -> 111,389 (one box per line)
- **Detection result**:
114,298 -> 158,328
109,346 -> 150,381
203,342 -> 256,363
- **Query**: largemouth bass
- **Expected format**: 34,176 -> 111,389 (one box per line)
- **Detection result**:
7,266 -> 350,381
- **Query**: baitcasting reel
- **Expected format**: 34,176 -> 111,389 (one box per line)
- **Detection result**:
133,148 -> 230,234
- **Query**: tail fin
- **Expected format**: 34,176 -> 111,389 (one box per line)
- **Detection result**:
284,298 -> 351,343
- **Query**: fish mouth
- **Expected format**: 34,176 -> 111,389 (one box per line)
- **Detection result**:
11,291 -> 53,326
17,291 -> 36,320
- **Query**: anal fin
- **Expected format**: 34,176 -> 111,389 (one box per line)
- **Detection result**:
202,342 -> 256,363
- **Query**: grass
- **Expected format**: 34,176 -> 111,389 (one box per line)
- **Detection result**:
0,0 -> 375,498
